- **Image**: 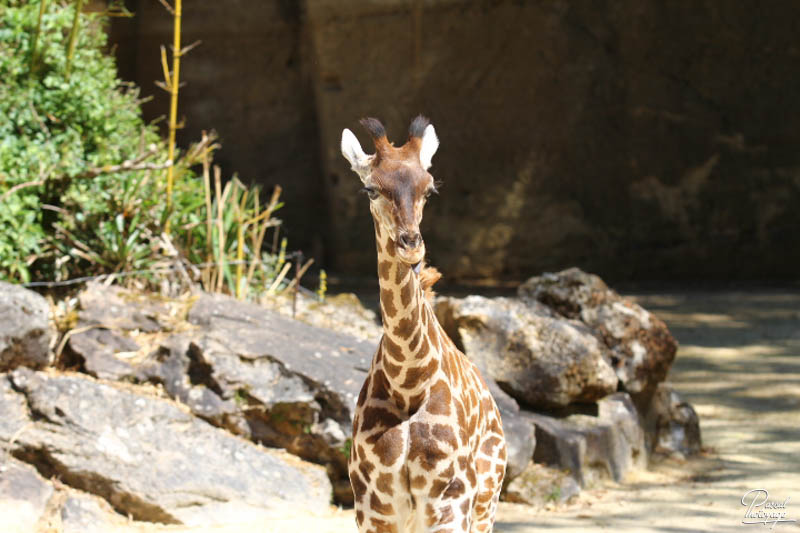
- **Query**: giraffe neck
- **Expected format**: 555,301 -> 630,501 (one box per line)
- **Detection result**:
373,222 -> 441,403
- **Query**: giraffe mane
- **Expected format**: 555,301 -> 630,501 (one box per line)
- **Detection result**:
419,265 -> 442,301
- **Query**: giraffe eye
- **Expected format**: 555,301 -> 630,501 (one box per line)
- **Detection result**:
362,187 -> 380,200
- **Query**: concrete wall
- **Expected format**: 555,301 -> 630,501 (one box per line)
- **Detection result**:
111,0 -> 800,282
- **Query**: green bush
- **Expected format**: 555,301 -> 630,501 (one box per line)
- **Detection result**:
0,1 -> 287,296
0,1 -> 176,282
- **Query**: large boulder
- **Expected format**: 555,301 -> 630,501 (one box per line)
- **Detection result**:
0,282 -> 53,371
644,383 -> 702,458
435,295 -> 618,409
0,369 -> 332,525
186,292 -> 374,503
526,393 -> 647,487
519,268 -> 678,405
67,285 -> 374,505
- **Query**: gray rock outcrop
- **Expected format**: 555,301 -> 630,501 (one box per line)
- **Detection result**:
436,295 -> 618,409
66,285 -> 374,505
0,368 -> 331,525
0,282 -> 53,371
519,268 -> 678,405
526,393 -> 647,487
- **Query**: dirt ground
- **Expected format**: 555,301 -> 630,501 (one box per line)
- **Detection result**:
491,289 -> 800,532
19,290 -> 800,532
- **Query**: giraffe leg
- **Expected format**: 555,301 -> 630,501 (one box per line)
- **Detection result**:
418,498 -> 473,533
470,434 -> 506,532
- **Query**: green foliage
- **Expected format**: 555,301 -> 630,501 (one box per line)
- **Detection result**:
0,1 -> 170,282
339,438 -> 352,460
0,2 -> 287,296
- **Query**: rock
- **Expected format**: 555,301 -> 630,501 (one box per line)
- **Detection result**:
645,383 -> 702,458
435,295 -> 618,409
77,281 -> 169,332
60,493 -> 132,533
186,292 -> 376,504
67,327 -> 139,381
0,368 -> 332,525
0,450 -> 55,533
504,462 -> 580,507
0,282 -> 53,371
264,292 -> 382,343
526,393 -> 646,487
519,268 -> 678,405
64,286 -> 375,506
136,336 -> 247,436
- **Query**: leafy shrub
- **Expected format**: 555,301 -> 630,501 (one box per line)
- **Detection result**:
0,1 -> 288,296
0,1 -> 173,282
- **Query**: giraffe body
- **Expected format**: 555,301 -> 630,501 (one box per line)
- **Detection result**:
342,117 -> 507,533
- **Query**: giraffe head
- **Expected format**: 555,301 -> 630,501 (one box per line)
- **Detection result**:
341,115 -> 440,269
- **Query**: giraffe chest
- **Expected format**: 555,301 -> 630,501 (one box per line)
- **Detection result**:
349,371 -> 490,512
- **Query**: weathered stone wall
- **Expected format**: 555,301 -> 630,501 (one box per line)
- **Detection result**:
111,0 -> 800,281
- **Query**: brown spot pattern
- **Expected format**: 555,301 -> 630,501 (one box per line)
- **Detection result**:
400,358 -> 438,389
385,238 -> 397,257
429,479 -> 448,498
480,435 -> 501,455
382,336 -> 404,362
383,358 -> 402,378
392,317 -> 415,339
443,478 -> 465,499
376,472 -> 394,496
360,406 -> 400,432
408,391 -> 426,415
373,426 -> 404,466
432,424 -> 458,449
370,518 -> 398,533
358,460 -> 374,483
351,470 -> 367,502
380,288 -> 397,318
428,380 -> 452,416
370,492 -> 395,515
399,280 -> 412,307
409,422 -> 448,471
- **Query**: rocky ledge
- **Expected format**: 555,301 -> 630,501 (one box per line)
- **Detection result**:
0,267 -> 700,527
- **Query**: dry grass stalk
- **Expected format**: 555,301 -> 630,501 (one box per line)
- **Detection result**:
201,132 -> 214,290
213,165 -> 225,292
245,185 -> 282,288
235,188 -> 248,298
267,261 -> 292,294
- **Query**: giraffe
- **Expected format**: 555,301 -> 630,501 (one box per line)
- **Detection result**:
341,116 -> 507,533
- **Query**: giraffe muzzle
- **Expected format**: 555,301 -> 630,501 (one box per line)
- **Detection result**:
397,231 -> 422,250
396,231 -> 426,267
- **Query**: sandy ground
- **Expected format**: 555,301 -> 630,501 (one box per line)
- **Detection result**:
17,290 -> 800,532
491,290 -> 800,532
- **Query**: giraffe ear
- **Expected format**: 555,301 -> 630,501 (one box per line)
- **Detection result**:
341,128 -> 372,182
419,124 -> 439,170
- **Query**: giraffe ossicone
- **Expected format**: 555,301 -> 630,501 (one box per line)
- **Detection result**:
342,116 -> 508,533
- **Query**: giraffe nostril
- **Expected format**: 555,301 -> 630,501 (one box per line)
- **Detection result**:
398,232 -> 421,250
